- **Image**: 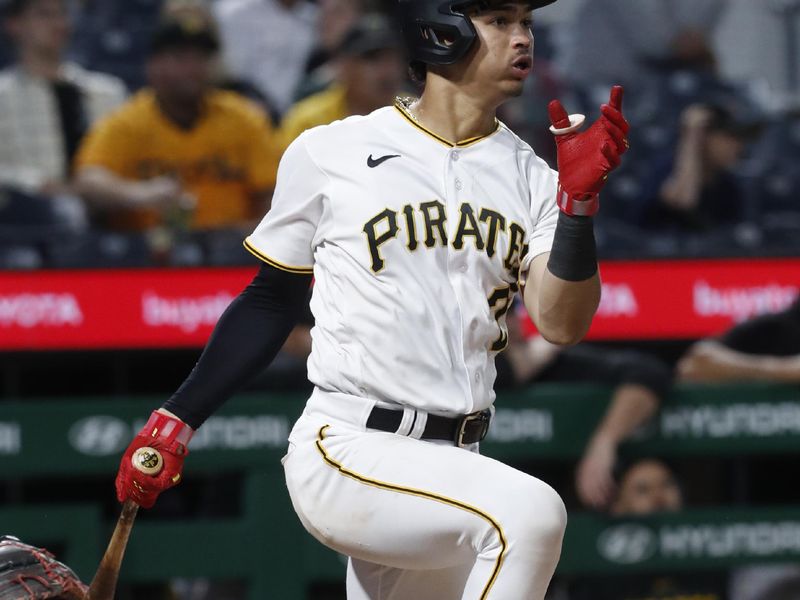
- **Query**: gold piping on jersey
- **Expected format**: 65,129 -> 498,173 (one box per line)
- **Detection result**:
314,424 -> 508,599
394,98 -> 500,148
242,238 -> 314,274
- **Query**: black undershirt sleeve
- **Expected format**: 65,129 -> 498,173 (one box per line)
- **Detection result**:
162,263 -> 313,429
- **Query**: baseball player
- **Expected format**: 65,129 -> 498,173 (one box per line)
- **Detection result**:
115,0 -> 629,597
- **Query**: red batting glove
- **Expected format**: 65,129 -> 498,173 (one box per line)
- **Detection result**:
548,85 -> 630,216
115,410 -> 194,509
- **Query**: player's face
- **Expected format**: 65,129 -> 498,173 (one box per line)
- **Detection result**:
611,460 -> 683,516
459,3 -> 534,102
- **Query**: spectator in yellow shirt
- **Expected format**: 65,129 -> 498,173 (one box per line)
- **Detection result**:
278,15 -> 406,149
75,12 -> 279,235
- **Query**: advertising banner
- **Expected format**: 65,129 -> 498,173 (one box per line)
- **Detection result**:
561,508 -> 800,574
2,384 -> 798,476
1,259 -> 797,350
522,258 -> 799,340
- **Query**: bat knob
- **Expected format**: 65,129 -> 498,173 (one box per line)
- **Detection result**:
131,447 -> 163,476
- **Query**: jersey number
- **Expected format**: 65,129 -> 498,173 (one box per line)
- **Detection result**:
487,285 -> 513,352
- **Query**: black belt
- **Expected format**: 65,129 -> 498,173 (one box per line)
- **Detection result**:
366,407 -> 492,445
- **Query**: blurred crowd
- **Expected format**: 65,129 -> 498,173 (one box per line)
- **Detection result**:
0,0 -> 799,268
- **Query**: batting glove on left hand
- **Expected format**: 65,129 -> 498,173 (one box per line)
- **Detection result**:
115,410 -> 193,509
548,85 -> 630,217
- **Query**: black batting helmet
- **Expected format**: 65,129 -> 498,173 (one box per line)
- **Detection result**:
399,0 -> 557,65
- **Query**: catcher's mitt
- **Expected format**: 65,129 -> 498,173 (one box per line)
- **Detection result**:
0,536 -> 87,600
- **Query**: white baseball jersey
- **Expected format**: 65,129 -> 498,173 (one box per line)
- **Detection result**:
246,100 -> 558,416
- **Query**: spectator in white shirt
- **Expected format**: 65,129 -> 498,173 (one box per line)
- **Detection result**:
0,0 -> 126,197
213,0 -> 318,117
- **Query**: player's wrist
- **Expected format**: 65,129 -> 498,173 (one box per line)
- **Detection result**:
136,410 -> 194,456
556,183 -> 599,217
156,407 -> 183,421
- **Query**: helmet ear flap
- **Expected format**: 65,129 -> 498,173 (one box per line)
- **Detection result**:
400,0 -> 478,65
421,25 -> 453,47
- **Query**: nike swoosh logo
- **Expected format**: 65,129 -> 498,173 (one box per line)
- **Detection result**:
367,154 -> 401,168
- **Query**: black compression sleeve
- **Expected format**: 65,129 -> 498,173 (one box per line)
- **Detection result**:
546,212 -> 598,281
162,263 -> 312,429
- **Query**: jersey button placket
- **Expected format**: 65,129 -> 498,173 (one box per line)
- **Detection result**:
445,147 -> 473,412
447,150 -> 465,269
451,149 -> 463,192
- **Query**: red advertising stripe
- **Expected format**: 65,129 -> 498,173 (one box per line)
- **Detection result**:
0,268 -> 256,350
523,258 -> 799,340
0,259 -> 797,350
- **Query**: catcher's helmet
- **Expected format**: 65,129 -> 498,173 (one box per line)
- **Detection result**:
399,0 -> 557,65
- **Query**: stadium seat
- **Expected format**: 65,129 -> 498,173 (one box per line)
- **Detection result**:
47,231 -> 152,268
594,217 -> 652,258
681,223 -> 764,258
747,116 -> 800,220
203,229 -> 259,267
0,186 -> 85,244
759,166 -> 799,214
760,212 -> 800,255
0,244 -> 43,269
169,236 -> 205,267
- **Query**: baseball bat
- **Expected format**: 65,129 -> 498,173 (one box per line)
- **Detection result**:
85,447 -> 164,600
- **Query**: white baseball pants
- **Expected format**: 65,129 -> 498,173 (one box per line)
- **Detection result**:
282,391 -> 567,600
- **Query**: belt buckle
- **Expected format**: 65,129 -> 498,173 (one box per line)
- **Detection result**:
456,410 -> 491,446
